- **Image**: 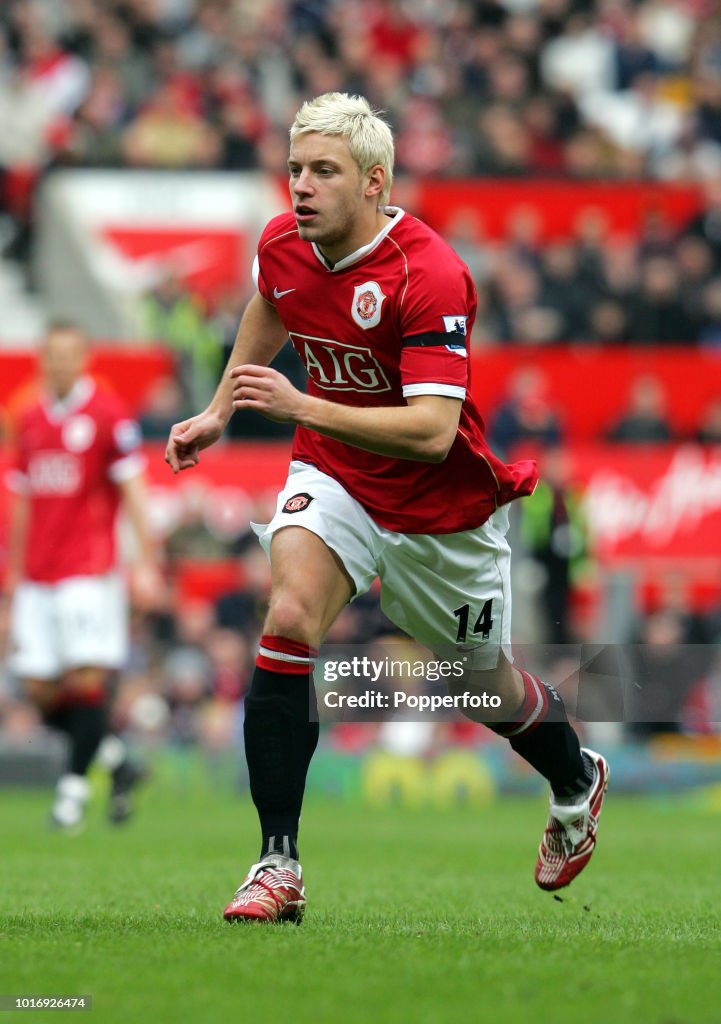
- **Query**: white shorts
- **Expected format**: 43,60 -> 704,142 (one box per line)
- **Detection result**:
9,573 -> 129,680
253,462 -> 513,670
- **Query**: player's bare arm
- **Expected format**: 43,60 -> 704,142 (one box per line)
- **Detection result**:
165,293 -> 288,473
0,490 -> 29,656
2,489 -> 29,598
116,474 -> 166,610
230,364 -> 462,462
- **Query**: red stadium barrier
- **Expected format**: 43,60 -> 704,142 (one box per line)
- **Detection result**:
1,346 -> 717,442
470,347 -> 721,440
411,179 -> 702,241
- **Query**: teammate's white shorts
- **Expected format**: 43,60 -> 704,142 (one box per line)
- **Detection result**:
253,462 -> 512,670
9,573 -> 128,680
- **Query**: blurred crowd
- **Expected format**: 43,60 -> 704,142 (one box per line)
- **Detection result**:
1,0 -> 720,183
467,191 -> 721,347
1,0 -> 721,343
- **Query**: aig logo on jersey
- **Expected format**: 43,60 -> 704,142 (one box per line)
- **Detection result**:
442,315 -> 468,356
290,332 -> 391,394
351,281 -> 386,330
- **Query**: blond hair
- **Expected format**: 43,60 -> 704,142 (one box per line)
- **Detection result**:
290,93 -> 394,206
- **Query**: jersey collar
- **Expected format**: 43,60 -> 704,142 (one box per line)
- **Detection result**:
44,375 -> 95,421
311,206 -> 405,272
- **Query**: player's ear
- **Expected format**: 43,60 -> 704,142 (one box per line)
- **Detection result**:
365,164 -> 385,200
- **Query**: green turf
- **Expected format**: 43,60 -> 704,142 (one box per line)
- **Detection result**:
1,780 -> 719,1024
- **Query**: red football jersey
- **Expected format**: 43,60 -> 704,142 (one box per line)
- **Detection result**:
7,377 -> 145,582
254,208 -> 537,533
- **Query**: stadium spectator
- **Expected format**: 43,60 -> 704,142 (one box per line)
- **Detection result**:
605,373 -> 675,443
697,278 -> 721,347
121,81 -> 220,168
695,396 -> 721,444
444,208 -> 491,285
598,235 -> 641,306
520,447 -> 589,646
676,235 -> 715,329
165,92 -> 609,923
0,322 -> 164,829
60,65 -> 129,167
214,541 -> 271,636
624,601 -> 716,740
164,482 -> 235,564
627,257 -> 696,344
488,367 -> 563,459
142,273 -> 224,410
584,298 -> 630,344
491,257 -> 562,344
682,179 -> 721,272
161,645 -> 212,747
540,241 -> 596,340
138,373 -> 188,441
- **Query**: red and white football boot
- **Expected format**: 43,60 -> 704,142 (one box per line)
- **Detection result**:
535,748 -> 610,892
223,856 -> 306,924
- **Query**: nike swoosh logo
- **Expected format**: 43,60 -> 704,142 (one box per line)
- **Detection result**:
273,287 -> 296,299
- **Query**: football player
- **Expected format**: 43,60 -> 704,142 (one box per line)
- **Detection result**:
166,93 -> 609,921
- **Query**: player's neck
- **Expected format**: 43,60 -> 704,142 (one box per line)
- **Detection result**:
45,375 -> 93,418
318,208 -> 393,268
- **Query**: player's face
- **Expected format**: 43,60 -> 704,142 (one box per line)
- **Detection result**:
288,133 -> 383,262
42,329 -> 89,399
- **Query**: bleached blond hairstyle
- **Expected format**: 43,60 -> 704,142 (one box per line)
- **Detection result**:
290,93 -> 394,206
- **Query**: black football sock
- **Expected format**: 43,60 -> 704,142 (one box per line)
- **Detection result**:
244,636 -> 320,862
41,702 -> 70,734
487,670 -> 592,798
64,698 -> 109,776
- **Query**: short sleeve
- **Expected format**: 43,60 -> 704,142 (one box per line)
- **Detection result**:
252,254 -> 272,302
106,403 -> 146,482
254,213 -> 296,305
399,253 -> 476,401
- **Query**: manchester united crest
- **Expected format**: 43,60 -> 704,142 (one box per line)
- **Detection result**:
62,414 -> 96,453
351,281 -> 386,330
283,492 -> 314,513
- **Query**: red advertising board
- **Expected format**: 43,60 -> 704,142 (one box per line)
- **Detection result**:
101,226 -> 247,299
2,347 -> 718,443
470,347 -> 721,441
570,443 -> 721,565
1,441 -> 719,595
411,179 -> 702,242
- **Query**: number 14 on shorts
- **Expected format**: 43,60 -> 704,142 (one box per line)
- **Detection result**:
453,600 -> 494,643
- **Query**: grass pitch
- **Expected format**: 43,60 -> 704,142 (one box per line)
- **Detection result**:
1,778 -> 719,1024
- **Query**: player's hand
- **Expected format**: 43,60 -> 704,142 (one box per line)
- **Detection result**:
230,365 -> 307,423
130,559 -> 168,613
165,408 -> 227,473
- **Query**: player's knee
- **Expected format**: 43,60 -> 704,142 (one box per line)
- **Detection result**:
24,678 -> 57,710
64,666 -> 108,696
265,591 -> 321,645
